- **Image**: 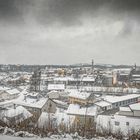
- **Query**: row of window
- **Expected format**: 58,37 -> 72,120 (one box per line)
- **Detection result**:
115,121 -> 129,126
113,98 -> 138,107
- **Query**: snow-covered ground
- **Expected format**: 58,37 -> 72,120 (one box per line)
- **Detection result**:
0,135 -> 117,140
0,126 -> 117,140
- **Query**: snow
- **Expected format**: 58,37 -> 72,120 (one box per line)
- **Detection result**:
103,94 -> 140,103
129,102 -> 140,111
48,84 -> 65,90
53,99 -> 68,106
77,86 -> 139,93
15,98 -> 48,109
54,76 -> 95,82
0,106 -> 32,124
3,106 -> 32,118
119,107 -> 131,112
132,74 -> 140,77
54,77 -> 74,81
0,86 -> 10,91
6,89 -> 20,95
37,112 -> 56,129
95,101 -> 111,107
82,77 -> 95,82
0,134 -> 117,140
37,109 -> 75,129
68,90 -> 91,100
67,104 -> 97,117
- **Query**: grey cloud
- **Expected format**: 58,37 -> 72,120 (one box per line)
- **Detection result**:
1,0 -> 140,26
0,0 -> 140,65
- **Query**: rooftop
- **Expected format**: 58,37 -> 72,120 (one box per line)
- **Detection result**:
68,90 -> 91,100
129,103 -> 140,111
103,94 -> 140,103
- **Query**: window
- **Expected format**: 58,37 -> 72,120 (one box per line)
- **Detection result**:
119,102 -> 121,106
126,122 -> 129,126
115,121 -> 120,126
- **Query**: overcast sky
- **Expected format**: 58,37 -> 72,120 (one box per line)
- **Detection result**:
0,0 -> 140,65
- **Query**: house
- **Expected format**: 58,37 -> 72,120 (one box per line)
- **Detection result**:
0,106 -> 32,127
47,90 -> 60,99
94,100 -> 112,111
37,109 -> 75,131
118,102 -> 140,117
0,88 -> 20,100
118,107 -> 133,116
53,99 -> 68,109
102,94 -> 140,109
129,102 -> 140,117
113,68 -> 131,84
68,90 -> 96,105
67,104 -> 98,129
96,114 -> 140,136
14,96 -> 57,124
26,92 -> 41,100
48,84 -> 65,92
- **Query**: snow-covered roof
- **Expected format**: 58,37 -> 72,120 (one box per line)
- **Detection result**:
129,103 -> 140,111
0,106 -> 32,124
54,77 -> 74,81
103,94 -> 140,103
132,74 -> 140,77
82,77 -> 95,82
47,90 -> 59,95
67,104 -> 97,117
48,84 -> 65,90
119,107 -> 131,112
3,106 -> 32,118
27,92 -> 40,97
6,89 -> 20,95
53,99 -> 68,106
0,86 -> 10,91
54,76 -> 95,82
95,100 -> 111,107
68,90 -> 91,100
15,98 -> 48,109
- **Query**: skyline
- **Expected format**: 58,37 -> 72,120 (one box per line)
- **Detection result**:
0,0 -> 140,65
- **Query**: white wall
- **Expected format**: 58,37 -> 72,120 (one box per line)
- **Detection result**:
96,115 -> 140,136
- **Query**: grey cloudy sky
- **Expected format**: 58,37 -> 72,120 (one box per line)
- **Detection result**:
0,0 -> 140,65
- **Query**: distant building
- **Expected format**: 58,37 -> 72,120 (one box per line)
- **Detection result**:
130,67 -> 140,87
47,84 -> 65,92
102,75 -> 113,87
